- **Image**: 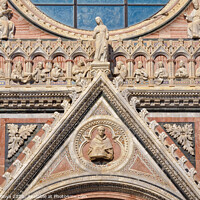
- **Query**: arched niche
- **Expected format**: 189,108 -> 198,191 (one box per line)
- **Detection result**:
174,55 -> 188,76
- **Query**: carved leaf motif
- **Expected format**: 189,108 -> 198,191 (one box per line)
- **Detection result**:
7,124 -> 37,159
164,124 -> 194,155
18,125 -> 37,139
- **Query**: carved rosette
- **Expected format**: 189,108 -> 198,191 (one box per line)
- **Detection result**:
73,119 -> 131,172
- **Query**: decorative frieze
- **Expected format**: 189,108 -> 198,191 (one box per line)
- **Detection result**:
0,38 -> 199,88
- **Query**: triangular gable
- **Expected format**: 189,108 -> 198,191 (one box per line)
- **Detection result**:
0,72 -> 199,199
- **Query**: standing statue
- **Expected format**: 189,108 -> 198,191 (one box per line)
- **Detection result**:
113,61 -> 127,89
184,0 -> 200,38
93,17 -> 109,62
88,126 -> 114,163
133,61 -> 148,83
0,0 -> 14,39
154,61 -> 168,85
175,60 -> 189,78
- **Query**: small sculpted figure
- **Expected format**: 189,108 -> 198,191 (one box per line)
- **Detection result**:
175,60 -> 189,78
196,65 -> 200,77
134,61 -> 148,83
184,0 -> 200,38
51,63 -> 64,81
93,17 -> 109,62
72,60 -> 90,88
11,61 -> 32,83
154,61 -> 168,85
113,61 -> 127,89
32,62 -> 49,83
88,126 -> 114,163
0,0 -> 14,39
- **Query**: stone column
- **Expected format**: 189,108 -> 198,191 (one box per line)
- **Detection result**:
66,59 -> 73,86
5,59 -> 13,87
188,59 -> 195,86
45,60 -> 53,87
167,58 -> 175,86
147,59 -> 154,86
25,59 -> 33,74
126,59 -> 134,85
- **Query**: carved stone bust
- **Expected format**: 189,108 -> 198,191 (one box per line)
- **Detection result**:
88,126 -> 114,163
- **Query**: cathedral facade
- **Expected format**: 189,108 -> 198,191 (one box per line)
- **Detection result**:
0,0 -> 200,199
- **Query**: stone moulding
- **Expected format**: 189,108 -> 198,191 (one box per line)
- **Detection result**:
1,72 -> 200,200
9,0 -> 190,40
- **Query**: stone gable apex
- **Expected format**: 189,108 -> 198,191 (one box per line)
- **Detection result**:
0,72 -> 200,199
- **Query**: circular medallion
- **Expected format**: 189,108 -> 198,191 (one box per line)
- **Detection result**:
73,118 -> 132,172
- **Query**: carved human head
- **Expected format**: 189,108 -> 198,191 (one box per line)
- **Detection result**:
54,63 -> 60,68
37,62 -> 43,69
138,61 -> 143,69
158,61 -> 164,68
116,61 -> 123,69
1,0 -> 8,10
97,126 -> 105,137
16,61 -> 22,71
78,60 -> 85,67
95,17 -> 103,25
179,60 -> 185,68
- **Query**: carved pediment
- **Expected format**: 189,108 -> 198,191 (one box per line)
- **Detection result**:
0,72 -> 200,200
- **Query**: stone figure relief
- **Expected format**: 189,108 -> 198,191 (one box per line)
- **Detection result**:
32,62 -> 50,83
184,0 -> 200,38
175,60 -> 189,78
51,62 -> 64,81
93,17 -> 109,62
113,61 -> 127,89
11,61 -> 32,83
72,60 -> 90,88
133,61 -> 148,83
196,65 -> 200,77
0,68 -> 4,78
154,61 -> 168,85
88,126 -> 114,164
0,0 -> 14,39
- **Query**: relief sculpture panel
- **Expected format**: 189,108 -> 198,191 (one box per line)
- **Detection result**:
73,119 -> 132,172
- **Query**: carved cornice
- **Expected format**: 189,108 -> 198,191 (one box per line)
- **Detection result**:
1,73 -> 199,199
9,0 -> 190,40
